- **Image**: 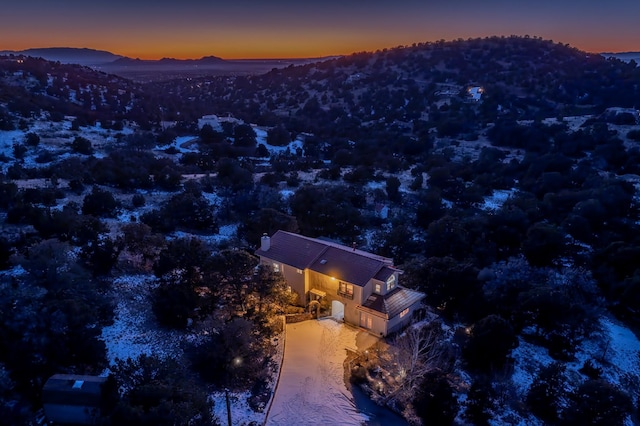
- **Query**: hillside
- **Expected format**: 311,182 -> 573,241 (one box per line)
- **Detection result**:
0,36 -> 640,425
0,47 -> 123,66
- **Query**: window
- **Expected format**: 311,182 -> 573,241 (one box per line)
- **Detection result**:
296,268 -> 303,274
375,283 -> 381,293
273,262 -> 280,272
338,281 -> 354,299
360,313 -> 373,329
386,274 -> 396,291
400,308 -> 409,318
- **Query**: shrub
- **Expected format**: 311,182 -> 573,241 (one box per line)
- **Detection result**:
82,186 -> 119,217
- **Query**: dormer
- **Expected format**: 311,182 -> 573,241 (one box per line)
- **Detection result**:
372,266 -> 399,296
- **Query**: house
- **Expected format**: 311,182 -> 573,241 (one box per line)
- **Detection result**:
468,86 -> 483,102
197,114 -> 243,131
42,374 -> 107,425
255,231 -> 425,336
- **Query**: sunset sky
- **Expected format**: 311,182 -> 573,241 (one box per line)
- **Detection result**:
1,0 -> 639,59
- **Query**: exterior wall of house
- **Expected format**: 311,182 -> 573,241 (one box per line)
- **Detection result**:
44,404 -> 99,425
260,258 -> 306,306
358,309 -> 388,336
307,270 -> 364,326
371,278 -> 385,295
387,300 -> 423,335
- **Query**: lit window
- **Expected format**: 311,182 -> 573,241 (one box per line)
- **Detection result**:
273,263 -> 280,272
375,283 -> 381,293
400,308 -> 409,318
386,275 -> 396,291
296,269 -> 303,274
338,281 -> 354,299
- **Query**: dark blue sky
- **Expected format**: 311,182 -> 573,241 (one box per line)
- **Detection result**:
2,1 -> 638,58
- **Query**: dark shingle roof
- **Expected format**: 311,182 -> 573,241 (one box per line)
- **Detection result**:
255,231 -> 398,287
361,287 -> 425,318
310,246 -> 386,287
374,266 -> 396,281
255,231 -> 327,270
42,374 -> 106,405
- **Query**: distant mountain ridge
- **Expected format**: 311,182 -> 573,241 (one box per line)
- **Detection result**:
0,47 -> 225,67
0,47 -> 123,66
108,55 -> 225,67
601,51 -> 640,65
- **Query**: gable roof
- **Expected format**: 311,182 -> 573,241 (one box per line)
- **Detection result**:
255,230 -> 327,270
255,230 -> 399,287
361,287 -> 425,318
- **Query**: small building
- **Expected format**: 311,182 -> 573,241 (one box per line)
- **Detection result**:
468,86 -> 483,102
42,374 -> 107,425
255,231 -> 425,336
197,114 -> 243,131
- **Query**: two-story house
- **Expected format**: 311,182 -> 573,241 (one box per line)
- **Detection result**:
255,230 -> 425,336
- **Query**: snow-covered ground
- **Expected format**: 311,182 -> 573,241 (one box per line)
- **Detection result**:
498,315 -> 640,425
100,274 -> 198,365
266,319 -> 369,425
480,188 -> 516,211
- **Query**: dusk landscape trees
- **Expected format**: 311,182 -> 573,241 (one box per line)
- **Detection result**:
1,36 -> 640,424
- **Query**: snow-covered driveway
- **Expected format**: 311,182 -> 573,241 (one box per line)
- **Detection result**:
266,319 -> 369,426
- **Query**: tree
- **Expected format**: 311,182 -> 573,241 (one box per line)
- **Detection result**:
152,275 -> 200,328
233,124 -> 257,147
385,176 -> 401,202
188,318 -> 269,389
526,362 -> 567,423
266,124 -> 290,146
402,256 -> 483,321
380,321 -> 452,403
199,124 -> 224,144
82,186 -> 119,217
289,185 -> 364,240
463,379 -> 495,426
413,371 -> 458,425
239,208 -> 299,246
108,354 -> 216,425
81,234 -> 121,277
463,315 -> 518,372
250,264 -> 295,315
522,222 -> 565,267
210,249 -> 257,311
71,136 -> 93,154
153,237 -> 211,282
24,132 -> 40,147
563,379 -> 632,425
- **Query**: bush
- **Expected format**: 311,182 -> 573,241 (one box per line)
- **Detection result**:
71,136 -> 93,154
627,129 -> 640,141
152,277 -> 199,329
131,193 -> 145,208
24,132 -> 40,147
563,379 -> 632,426
82,186 -> 119,217
526,363 -> 567,423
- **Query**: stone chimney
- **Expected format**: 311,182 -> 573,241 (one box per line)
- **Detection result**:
260,233 -> 271,251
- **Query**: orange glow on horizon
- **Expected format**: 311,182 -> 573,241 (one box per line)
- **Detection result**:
3,36 -> 639,61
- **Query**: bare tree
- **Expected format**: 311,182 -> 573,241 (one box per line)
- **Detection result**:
382,320 -> 452,402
